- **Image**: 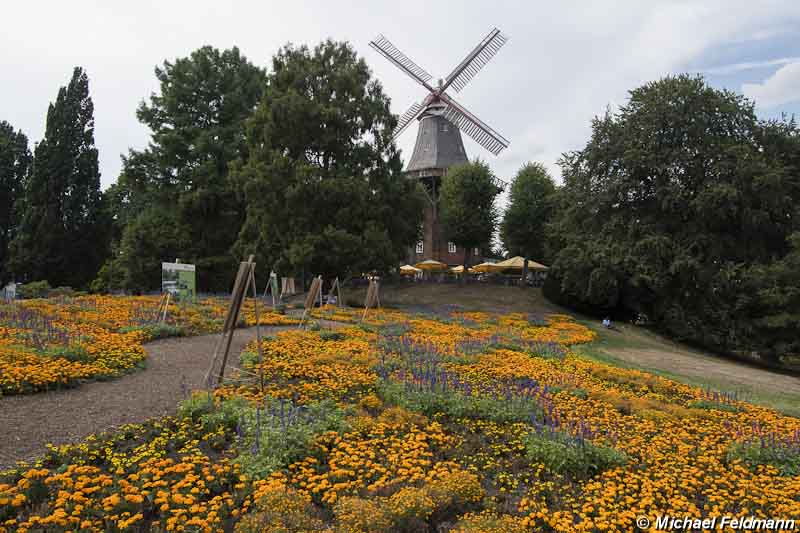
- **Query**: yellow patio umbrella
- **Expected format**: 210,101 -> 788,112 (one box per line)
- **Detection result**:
399,264 -> 422,275
414,259 -> 448,271
472,262 -> 505,273
494,256 -> 549,271
449,265 -> 477,274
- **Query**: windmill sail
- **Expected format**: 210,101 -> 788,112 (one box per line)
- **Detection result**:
443,28 -> 508,93
440,95 -> 509,156
369,35 -> 434,89
393,101 -> 425,139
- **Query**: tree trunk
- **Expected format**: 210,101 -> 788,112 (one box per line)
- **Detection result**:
521,255 -> 529,289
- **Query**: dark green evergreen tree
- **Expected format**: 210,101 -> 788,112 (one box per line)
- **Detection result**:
103,46 -> 266,291
0,121 -> 32,284
9,68 -> 107,288
234,40 -> 425,282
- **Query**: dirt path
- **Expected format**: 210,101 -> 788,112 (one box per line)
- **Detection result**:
0,324 -> 334,470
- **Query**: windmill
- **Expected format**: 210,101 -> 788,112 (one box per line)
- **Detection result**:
370,28 -> 510,265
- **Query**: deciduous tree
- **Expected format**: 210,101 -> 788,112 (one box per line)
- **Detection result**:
500,162 -> 557,286
544,74 -> 800,366
439,160 -> 501,276
105,46 -> 266,291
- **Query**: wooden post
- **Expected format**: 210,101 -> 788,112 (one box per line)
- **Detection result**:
161,292 -> 171,324
299,275 -> 322,327
248,267 -> 265,394
204,255 -> 255,388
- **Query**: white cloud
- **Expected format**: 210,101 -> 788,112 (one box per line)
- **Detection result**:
704,57 -> 800,75
742,62 -> 800,108
1,0 -> 799,189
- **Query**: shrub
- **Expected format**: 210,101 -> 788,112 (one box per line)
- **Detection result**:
334,496 -> 394,533
386,486 -> 437,529
687,399 -> 741,413
44,344 -> 91,363
451,511 -> 528,533
377,381 -> 542,424
524,429 -> 627,478
239,350 -> 260,370
727,440 -> 800,477
320,330 -> 346,341
234,398 -> 349,479
235,480 -> 326,533
17,280 -> 52,299
48,286 -> 77,298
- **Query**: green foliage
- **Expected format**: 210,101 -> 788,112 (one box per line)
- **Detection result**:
687,399 -> 741,413
439,160 -> 501,267
0,121 -> 31,285
44,344 -> 91,363
17,280 -> 52,299
179,394 -> 349,479
524,429 -> 628,478
102,46 -> 266,292
319,330 -> 346,341
377,381 -> 541,423
727,440 -> 800,477
234,40 -> 425,281
545,74 -> 800,365
501,162 -> 557,264
9,68 -> 108,289
234,399 -> 349,479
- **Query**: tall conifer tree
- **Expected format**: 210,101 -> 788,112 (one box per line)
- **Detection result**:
9,67 -> 106,287
0,121 -> 32,283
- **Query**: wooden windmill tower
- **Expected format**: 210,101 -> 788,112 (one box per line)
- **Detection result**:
370,28 -> 510,265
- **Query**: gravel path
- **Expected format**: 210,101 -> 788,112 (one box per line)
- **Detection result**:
0,324 -> 323,470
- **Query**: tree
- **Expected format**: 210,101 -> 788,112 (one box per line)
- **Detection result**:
104,46 -> 266,291
233,40 -> 425,283
500,162 -> 557,286
9,68 -> 107,288
544,74 -> 800,366
0,121 -> 31,284
439,160 -> 501,276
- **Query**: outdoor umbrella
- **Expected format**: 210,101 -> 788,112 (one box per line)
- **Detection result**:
450,265 -> 477,274
472,262 -> 505,273
494,256 -> 549,271
414,259 -> 448,271
399,264 -> 422,275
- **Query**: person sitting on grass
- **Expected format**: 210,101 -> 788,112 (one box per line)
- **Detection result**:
602,317 -> 612,329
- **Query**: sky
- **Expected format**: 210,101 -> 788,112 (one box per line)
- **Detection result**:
2,0 -> 800,192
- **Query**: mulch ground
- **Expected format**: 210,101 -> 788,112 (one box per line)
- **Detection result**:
0,324 -> 318,470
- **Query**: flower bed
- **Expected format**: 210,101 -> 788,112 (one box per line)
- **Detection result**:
0,296 -> 297,395
2,307 -> 799,532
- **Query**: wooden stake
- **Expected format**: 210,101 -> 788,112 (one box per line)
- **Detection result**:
249,267 -> 264,394
205,255 -> 255,388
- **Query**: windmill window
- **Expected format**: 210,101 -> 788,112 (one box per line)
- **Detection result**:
441,124 -> 449,132
416,241 -> 424,254
448,241 -> 456,253
424,143 -> 430,151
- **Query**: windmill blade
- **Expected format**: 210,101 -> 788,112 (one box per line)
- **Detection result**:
393,101 -> 425,139
440,94 -> 509,156
369,35 -> 435,91
441,28 -> 507,94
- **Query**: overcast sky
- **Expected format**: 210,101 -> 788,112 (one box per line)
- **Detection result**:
3,0 -> 800,191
